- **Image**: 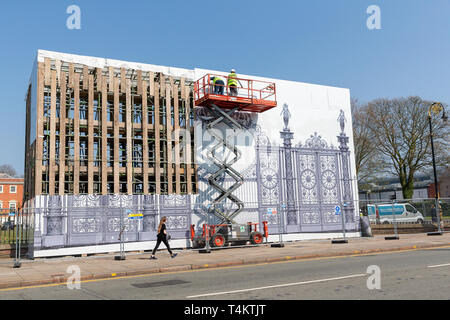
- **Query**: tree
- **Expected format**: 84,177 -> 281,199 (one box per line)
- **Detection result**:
351,98 -> 380,184
365,96 -> 449,199
0,164 -> 17,177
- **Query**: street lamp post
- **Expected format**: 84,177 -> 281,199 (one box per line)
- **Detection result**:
427,102 -> 448,236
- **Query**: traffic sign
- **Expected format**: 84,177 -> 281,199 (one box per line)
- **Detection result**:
335,206 -> 341,215
128,213 -> 143,220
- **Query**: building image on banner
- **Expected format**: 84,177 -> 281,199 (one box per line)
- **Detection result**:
23,50 -> 359,258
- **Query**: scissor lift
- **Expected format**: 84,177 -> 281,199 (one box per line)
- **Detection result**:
191,73 -> 277,249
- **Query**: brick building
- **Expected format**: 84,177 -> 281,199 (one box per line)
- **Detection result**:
0,173 -> 24,210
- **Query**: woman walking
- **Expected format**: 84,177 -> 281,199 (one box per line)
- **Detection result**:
150,216 -> 177,260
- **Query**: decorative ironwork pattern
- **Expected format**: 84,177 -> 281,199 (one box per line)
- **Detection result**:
242,160 -> 258,179
143,215 -> 157,232
47,217 -> 62,235
162,195 -> 188,207
105,194 -> 133,208
299,154 -> 319,205
107,217 -> 136,233
323,210 -> 340,224
72,218 -> 101,233
259,150 -> 280,205
166,215 -> 188,230
261,168 -> 278,190
320,155 -> 338,204
73,195 -> 87,208
87,194 -> 101,207
304,132 -> 329,149
302,212 -> 320,224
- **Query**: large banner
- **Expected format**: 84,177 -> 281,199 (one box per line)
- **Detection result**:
29,65 -> 359,257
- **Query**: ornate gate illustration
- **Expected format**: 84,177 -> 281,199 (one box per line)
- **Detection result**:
293,135 -> 343,232
256,139 -> 283,235
256,106 -> 356,234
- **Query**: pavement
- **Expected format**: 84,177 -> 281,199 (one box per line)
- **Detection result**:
0,232 -> 449,290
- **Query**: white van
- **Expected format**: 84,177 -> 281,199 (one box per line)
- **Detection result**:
367,203 -> 424,224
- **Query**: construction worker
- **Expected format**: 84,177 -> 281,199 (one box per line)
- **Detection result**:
228,69 -> 242,97
211,76 -> 225,95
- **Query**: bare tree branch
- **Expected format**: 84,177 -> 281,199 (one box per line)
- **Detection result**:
354,97 -> 449,198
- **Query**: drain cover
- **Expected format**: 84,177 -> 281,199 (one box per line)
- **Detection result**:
132,279 -> 190,288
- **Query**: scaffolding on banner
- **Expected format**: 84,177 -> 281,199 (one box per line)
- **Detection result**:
192,74 -> 277,252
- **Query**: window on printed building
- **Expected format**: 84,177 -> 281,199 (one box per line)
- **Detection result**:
0,185 -> 3,193
9,201 -> 16,210
0,201 -> 3,209
10,186 -> 17,194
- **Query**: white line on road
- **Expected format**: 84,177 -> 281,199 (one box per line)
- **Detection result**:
186,273 -> 367,299
428,263 -> 450,268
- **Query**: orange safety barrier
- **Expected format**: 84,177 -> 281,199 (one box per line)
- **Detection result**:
190,224 -> 195,241
262,221 -> 269,239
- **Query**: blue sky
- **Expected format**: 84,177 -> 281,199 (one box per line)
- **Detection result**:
0,0 -> 449,174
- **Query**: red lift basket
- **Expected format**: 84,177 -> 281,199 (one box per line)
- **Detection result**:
194,74 -> 277,113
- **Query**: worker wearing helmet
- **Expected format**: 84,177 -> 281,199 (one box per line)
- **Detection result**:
211,76 -> 225,95
228,69 -> 242,97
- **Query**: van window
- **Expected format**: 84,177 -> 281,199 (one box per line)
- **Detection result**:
367,206 -> 375,215
406,204 -> 417,213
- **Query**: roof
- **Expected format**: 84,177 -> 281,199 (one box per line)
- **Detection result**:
0,173 -> 23,183
0,173 -> 14,179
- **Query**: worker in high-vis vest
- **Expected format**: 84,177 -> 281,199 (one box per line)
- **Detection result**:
228,69 -> 242,96
211,76 -> 225,95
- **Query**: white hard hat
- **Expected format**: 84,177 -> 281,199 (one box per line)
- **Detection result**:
230,69 -> 236,73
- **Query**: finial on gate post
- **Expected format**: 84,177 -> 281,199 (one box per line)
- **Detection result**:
281,103 -> 291,131
338,109 -> 347,134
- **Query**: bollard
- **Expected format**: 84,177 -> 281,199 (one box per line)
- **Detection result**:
385,201 -> 399,240
332,204 -> 348,244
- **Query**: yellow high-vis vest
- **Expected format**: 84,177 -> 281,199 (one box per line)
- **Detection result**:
213,77 -> 223,84
228,73 -> 238,86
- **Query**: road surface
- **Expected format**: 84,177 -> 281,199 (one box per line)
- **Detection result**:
0,247 -> 449,300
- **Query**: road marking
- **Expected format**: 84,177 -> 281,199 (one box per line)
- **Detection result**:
186,273 -> 367,299
428,263 -> 450,268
